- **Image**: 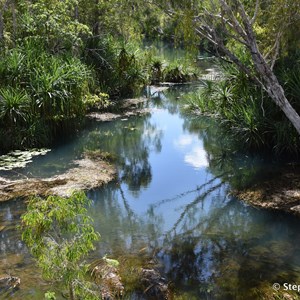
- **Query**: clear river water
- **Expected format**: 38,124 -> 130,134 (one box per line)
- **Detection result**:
1,84 -> 300,299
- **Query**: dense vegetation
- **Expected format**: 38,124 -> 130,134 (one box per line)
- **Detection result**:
1,0 -> 300,156
3,1 -> 300,298
185,57 -> 300,157
177,0 -> 300,157
0,0 -> 198,153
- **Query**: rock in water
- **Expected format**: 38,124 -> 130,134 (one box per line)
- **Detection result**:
0,275 -> 20,292
141,268 -> 169,300
90,258 -> 124,300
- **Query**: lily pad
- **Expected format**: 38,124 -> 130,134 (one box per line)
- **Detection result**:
0,149 -> 51,171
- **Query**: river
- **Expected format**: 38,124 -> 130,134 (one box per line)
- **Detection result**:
1,84 -> 300,299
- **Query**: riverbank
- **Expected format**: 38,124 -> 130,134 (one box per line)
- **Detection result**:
0,92 -> 162,202
87,96 -> 152,122
234,164 -> 300,216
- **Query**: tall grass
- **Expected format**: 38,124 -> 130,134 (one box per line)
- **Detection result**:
0,40 -> 92,151
84,35 -> 148,97
184,60 -> 300,157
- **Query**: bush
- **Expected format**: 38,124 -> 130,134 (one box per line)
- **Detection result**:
84,35 -> 148,97
21,191 -> 99,300
0,40 -> 92,151
184,61 -> 300,157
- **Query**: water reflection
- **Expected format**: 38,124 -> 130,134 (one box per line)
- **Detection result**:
182,116 -> 277,189
87,184 -> 164,257
83,114 -> 163,194
1,85 -> 300,299
159,201 -> 300,299
174,134 -> 208,169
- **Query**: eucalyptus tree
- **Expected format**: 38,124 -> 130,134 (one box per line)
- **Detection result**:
18,0 -> 90,52
156,0 -> 300,136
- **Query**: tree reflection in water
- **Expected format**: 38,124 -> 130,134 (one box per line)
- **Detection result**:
86,86 -> 300,299
2,85 -> 300,299
83,113 -> 163,195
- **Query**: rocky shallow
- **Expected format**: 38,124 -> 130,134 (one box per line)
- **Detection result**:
0,156 -> 116,202
234,165 -> 300,216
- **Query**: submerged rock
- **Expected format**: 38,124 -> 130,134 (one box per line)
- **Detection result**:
90,258 -> 124,300
0,275 -> 20,291
234,165 -> 300,216
87,97 -> 151,122
140,268 -> 169,300
0,156 -> 116,201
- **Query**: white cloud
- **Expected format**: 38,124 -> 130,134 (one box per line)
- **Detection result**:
184,146 -> 208,169
174,135 -> 193,148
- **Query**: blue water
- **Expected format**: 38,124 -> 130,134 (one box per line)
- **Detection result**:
1,85 -> 300,299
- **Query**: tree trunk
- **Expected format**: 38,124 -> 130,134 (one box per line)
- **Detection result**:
93,0 -> 100,36
264,78 -> 300,135
69,281 -> 76,300
74,6 -> 79,20
0,10 -> 3,43
249,42 -> 300,135
11,0 -> 17,43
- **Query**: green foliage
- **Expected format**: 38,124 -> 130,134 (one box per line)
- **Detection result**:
0,87 -> 30,125
18,0 -> 91,52
103,255 -> 120,268
282,67 -> 300,104
29,55 -> 90,119
0,0 -> 201,152
185,60 -> 300,157
147,52 -> 199,84
21,191 -> 99,300
44,291 -> 56,300
0,40 -> 92,151
164,58 -> 198,83
84,35 -> 149,97
83,92 -> 111,111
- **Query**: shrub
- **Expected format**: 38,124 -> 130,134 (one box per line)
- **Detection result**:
184,61 -> 300,157
0,40 -> 92,150
21,191 -> 100,300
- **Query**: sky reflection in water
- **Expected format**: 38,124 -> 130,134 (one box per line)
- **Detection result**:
1,85 -> 300,299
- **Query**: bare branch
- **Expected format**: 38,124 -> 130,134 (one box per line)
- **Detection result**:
270,31 -> 282,70
199,10 -> 248,45
250,0 -> 260,25
236,0 -> 255,40
218,0 -> 248,40
195,26 -> 218,45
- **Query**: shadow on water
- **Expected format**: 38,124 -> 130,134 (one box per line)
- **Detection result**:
1,84 -> 300,299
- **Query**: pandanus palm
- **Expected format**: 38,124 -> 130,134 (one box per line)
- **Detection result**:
0,87 -> 31,127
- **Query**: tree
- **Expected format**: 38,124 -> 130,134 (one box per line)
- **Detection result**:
16,0 -> 90,52
20,191 -> 99,300
158,0 -> 300,135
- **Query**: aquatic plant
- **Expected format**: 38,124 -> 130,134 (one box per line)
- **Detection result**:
0,148 -> 50,171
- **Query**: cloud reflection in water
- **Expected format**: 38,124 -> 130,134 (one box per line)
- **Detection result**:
174,134 -> 208,169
